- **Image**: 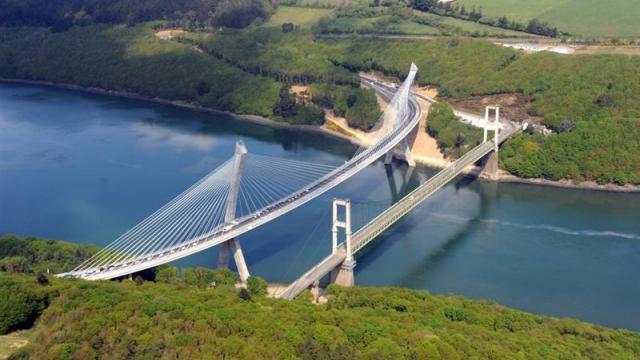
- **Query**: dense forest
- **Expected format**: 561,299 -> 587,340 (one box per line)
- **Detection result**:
1,236 -> 640,359
0,0 -> 274,30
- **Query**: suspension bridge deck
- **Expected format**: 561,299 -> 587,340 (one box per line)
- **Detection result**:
278,125 -> 519,299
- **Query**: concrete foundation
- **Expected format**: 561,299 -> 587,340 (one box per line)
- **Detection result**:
384,139 -> 416,167
481,150 -> 499,180
217,238 -> 250,284
217,141 -> 251,284
330,259 -> 356,287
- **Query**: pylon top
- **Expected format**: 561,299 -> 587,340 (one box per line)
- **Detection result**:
235,140 -> 248,155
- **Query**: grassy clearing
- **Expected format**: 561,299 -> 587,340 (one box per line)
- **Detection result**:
413,11 -> 534,37
458,0 -> 640,37
0,331 -> 30,359
264,6 -> 333,29
283,0 -> 374,7
325,15 -> 442,35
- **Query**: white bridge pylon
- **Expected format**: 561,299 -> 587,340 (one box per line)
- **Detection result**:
61,63 -> 422,280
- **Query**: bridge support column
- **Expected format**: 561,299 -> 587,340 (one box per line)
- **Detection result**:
330,259 -> 356,287
218,238 -> 250,283
330,198 -> 356,287
481,106 -> 501,180
217,141 -> 251,284
481,151 -> 499,180
384,138 -> 416,167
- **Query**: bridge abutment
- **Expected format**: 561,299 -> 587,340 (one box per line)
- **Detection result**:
330,259 -> 356,287
481,150 -> 499,180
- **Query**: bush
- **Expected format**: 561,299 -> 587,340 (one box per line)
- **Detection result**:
238,287 -> 252,301
246,276 -> 268,296
427,102 -> 482,158
0,281 -> 48,334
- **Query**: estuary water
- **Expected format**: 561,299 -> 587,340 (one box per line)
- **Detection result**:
1,83 -> 639,330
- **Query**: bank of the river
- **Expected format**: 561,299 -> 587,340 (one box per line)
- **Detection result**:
2,78 -> 638,193
0,78 -> 362,147
2,82 -> 639,330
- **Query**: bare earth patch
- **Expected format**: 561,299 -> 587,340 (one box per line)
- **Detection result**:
414,86 -> 438,100
0,331 -> 30,359
409,96 -> 446,165
574,45 -> 640,56
154,29 -> 185,40
447,93 -> 541,124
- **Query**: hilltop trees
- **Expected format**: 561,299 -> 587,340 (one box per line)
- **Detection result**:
0,235 -> 97,274
212,0 -> 272,29
0,0 -> 273,30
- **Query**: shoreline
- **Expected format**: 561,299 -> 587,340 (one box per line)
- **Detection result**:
2,78 -> 638,194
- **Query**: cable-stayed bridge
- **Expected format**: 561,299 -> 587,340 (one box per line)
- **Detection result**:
60,63 -> 422,280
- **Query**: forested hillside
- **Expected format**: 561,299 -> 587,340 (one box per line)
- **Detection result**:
0,235 -> 97,274
1,237 -> 640,359
332,37 -> 640,184
0,0 -> 274,30
0,3 -> 639,185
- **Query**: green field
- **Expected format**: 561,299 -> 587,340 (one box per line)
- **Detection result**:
281,0 -> 374,7
264,6 -> 333,29
413,11 -> 533,37
321,15 -> 442,35
457,0 -> 640,37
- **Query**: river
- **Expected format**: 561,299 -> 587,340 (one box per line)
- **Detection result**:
1,83 -> 639,330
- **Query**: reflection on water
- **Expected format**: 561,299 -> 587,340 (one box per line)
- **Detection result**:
1,82 -> 640,330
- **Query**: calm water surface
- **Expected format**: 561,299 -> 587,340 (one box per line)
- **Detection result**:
1,83 -> 639,330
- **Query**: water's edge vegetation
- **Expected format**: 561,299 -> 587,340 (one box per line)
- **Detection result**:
1,20 -> 638,187
1,235 -> 639,359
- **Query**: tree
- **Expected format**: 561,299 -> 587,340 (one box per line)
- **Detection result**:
36,273 -> 49,286
246,276 -> 268,296
156,266 -> 180,284
212,0 -> 268,29
273,85 -> 297,117
196,81 -> 210,96
0,256 -> 29,273
497,16 -> 509,28
0,286 -> 47,334
559,120 -> 576,132
238,287 -> 252,301
282,23 -> 294,33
